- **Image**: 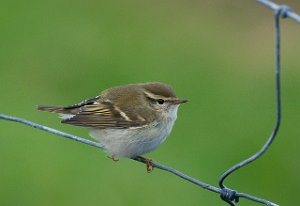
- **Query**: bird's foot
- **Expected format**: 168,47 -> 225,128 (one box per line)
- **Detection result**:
136,156 -> 154,173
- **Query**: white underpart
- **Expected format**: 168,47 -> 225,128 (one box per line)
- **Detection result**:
89,105 -> 179,158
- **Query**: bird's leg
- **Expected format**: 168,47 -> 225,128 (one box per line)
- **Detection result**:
107,155 -> 119,162
136,156 -> 154,173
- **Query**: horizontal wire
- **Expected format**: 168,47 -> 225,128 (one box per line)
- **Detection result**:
257,0 -> 300,23
0,114 -> 279,206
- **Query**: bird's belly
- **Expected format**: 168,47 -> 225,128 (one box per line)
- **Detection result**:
89,120 -> 175,158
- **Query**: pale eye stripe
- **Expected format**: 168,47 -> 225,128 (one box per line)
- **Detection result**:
143,91 -> 173,101
144,91 -> 160,99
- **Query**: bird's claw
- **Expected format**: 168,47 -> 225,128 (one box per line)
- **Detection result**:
145,159 -> 154,173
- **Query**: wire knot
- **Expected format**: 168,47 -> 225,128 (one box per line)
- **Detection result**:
276,5 -> 292,18
220,188 -> 239,206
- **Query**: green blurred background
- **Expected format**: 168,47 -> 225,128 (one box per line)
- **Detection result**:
1,0 -> 299,205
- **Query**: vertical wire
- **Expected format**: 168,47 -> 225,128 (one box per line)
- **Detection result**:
218,7 -> 283,194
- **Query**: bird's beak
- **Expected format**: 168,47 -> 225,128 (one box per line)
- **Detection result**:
173,98 -> 188,105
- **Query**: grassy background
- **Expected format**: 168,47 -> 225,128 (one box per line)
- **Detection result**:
1,0 -> 300,205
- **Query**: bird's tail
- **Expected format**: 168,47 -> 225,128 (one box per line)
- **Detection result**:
36,105 -> 66,113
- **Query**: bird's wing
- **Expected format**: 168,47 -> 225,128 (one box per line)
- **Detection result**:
38,96 -> 153,129
62,100 -> 151,129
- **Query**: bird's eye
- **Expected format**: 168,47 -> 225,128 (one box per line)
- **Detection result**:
157,99 -> 165,104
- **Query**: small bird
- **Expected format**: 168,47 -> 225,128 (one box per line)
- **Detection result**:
37,82 -> 187,172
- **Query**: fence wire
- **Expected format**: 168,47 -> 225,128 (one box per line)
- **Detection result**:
218,0 -> 300,205
1,0 -> 300,205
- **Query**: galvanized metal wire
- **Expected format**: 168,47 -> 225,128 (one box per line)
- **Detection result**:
218,1 -> 300,205
0,114 -> 279,206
